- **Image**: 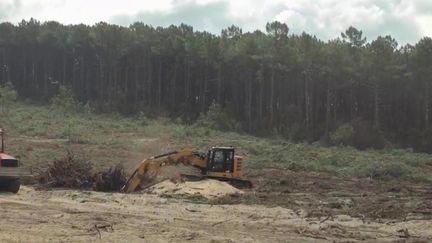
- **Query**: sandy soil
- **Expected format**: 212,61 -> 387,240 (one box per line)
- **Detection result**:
146,179 -> 243,199
0,184 -> 431,243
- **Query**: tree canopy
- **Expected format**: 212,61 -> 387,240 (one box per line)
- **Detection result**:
0,19 -> 431,152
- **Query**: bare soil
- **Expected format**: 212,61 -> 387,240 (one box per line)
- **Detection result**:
241,169 -> 432,221
0,169 -> 431,242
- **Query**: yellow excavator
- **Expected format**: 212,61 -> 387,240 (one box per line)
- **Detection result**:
121,147 -> 252,193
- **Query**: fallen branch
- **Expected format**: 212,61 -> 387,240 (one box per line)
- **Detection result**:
211,218 -> 235,226
185,208 -> 200,213
88,222 -> 114,239
320,215 -> 334,223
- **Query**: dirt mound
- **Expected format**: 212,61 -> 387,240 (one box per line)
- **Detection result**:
146,179 -> 243,199
133,164 -> 204,190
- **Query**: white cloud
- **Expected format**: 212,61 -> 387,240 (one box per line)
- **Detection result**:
416,15 -> 432,37
0,0 -> 430,44
0,0 -> 173,23
275,10 -> 307,31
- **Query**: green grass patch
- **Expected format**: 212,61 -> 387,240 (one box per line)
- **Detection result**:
0,99 -> 431,184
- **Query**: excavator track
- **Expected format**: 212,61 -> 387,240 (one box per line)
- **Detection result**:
180,175 -> 253,189
227,178 -> 253,189
176,165 -> 253,189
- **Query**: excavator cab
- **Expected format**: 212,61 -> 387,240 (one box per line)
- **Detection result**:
206,146 -> 251,188
207,147 -> 234,173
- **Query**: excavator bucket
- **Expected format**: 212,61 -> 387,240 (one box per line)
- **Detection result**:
121,149 -> 204,193
120,159 -> 162,192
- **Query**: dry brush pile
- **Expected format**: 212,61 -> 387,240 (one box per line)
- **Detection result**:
37,151 -> 127,192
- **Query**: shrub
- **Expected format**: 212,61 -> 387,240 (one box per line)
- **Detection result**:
195,102 -> 236,131
0,82 -> 17,115
83,102 -> 93,115
352,119 -> 387,150
365,161 -> 409,180
330,123 -> 354,145
50,85 -> 78,112
285,122 -> 307,142
59,118 -> 83,143
409,128 -> 432,153
137,111 -> 150,126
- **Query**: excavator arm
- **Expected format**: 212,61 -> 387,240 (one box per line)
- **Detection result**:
120,148 -> 207,193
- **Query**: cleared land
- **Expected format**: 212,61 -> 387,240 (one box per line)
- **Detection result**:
0,177 -> 431,242
0,102 -> 431,242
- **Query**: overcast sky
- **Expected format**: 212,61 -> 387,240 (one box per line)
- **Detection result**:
1,0 -> 431,45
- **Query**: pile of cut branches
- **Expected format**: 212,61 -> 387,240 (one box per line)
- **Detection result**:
38,151 -> 93,188
37,151 -> 126,192
93,165 -> 127,192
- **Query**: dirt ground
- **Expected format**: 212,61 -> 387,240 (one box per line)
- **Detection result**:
0,169 -> 431,242
241,169 -> 432,221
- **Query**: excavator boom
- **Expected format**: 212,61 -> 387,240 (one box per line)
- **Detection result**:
121,148 -> 206,193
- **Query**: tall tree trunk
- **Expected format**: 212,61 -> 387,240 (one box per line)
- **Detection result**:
146,57 -> 153,105
325,86 -> 331,139
113,61 -> 118,98
373,84 -> 380,129
269,65 -> 275,127
107,62 -> 112,99
0,49 -> 3,84
257,64 -> 264,124
22,49 -> 27,94
43,59 -> 49,97
349,86 -> 354,120
1,49 -> 5,84
31,62 -> 36,93
246,73 -> 252,132
201,62 -> 208,112
71,56 -> 76,95
157,57 -> 162,107
62,51 -> 66,85
185,58 -> 191,102
134,61 -> 139,104
217,66 -> 222,104
80,56 -> 85,100
183,58 -> 191,116
98,58 -> 104,102
171,57 -> 178,108
304,72 -> 311,128
125,60 -> 130,104
425,81 -> 430,130
85,64 -> 90,102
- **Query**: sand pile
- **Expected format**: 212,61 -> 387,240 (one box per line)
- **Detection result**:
145,179 -> 243,199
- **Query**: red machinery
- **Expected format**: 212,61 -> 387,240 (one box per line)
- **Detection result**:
0,129 -> 28,193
